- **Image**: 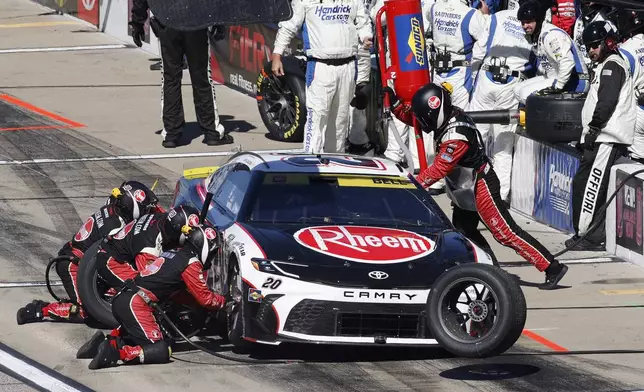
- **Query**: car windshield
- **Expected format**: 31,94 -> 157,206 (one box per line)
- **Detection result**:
246,172 -> 445,227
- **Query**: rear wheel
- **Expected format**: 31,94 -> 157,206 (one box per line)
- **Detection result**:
76,242 -> 119,328
426,264 -> 526,358
256,64 -> 306,143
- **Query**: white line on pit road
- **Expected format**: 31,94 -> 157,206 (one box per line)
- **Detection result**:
0,343 -> 89,392
0,148 -> 303,165
0,44 -> 127,54
0,281 -> 62,288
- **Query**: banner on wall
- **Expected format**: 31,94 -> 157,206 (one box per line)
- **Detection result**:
615,169 -> 644,255
77,0 -> 99,26
510,135 -> 537,217
210,24 -> 301,96
533,144 -> 579,233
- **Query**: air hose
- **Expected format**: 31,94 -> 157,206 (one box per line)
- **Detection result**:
551,167 -> 644,258
45,256 -> 73,302
153,303 -> 302,365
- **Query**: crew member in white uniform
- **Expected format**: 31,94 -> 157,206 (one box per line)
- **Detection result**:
426,0 -> 487,109
348,0 -> 377,151
572,2 -> 614,68
272,0 -> 373,154
513,0 -> 589,104
568,20 -> 636,251
619,26 -> 644,162
467,7 -> 534,202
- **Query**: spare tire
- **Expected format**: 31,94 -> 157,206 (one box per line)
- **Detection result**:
76,241 -> 119,328
525,92 -> 586,144
256,60 -> 306,143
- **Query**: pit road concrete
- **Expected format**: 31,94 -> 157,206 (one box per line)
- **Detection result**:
0,0 -> 644,390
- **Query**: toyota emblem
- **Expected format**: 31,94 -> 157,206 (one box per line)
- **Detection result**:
368,271 -> 389,280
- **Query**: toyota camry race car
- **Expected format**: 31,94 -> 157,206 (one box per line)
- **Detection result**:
171,152 -> 527,358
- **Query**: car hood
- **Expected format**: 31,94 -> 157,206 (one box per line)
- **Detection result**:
238,222 -> 477,289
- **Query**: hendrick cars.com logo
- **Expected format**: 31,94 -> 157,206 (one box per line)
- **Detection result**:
294,226 -> 435,263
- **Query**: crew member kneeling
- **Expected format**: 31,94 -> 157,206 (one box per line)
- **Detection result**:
77,224 -> 226,369
389,82 -> 568,289
567,21 -> 637,251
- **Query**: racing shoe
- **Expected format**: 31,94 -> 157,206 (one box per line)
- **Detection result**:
89,340 -> 120,370
77,330 -> 106,359
16,300 -> 49,325
539,261 -> 569,290
204,132 -> 234,146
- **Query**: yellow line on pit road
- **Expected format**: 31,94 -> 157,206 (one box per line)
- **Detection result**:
600,288 -> 644,295
0,21 -> 81,28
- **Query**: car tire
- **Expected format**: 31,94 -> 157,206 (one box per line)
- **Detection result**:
256,62 -> 306,143
76,241 -> 119,328
426,264 -> 526,358
226,261 -> 253,350
525,93 -> 586,144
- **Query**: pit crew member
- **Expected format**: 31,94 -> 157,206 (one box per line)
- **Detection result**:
549,0 -> 577,36
567,20 -> 636,251
466,6 -> 534,202
16,181 -> 160,325
514,0 -> 589,104
388,82 -> 569,289
572,1 -> 615,67
426,0 -> 488,109
619,15 -> 644,163
95,204 -> 202,289
272,0 -> 373,154
78,224 -> 226,369
130,1 -> 233,148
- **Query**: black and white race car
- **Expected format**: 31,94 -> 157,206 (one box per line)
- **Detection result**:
171,152 -> 527,358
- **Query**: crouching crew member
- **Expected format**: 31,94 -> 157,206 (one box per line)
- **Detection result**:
78,224 -> 227,369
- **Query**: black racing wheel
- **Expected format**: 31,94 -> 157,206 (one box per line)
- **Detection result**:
76,241 -> 119,328
256,61 -> 306,143
426,263 -> 527,358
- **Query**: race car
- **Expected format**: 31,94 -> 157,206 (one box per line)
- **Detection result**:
171,152 -> 527,358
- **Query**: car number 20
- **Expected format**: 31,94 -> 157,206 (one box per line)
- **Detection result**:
262,277 -> 282,289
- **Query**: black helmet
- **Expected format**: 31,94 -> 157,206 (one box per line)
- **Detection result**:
110,181 -> 159,221
517,0 -> 546,23
411,83 -> 453,132
582,20 -> 619,52
184,224 -> 218,269
161,204 -> 202,246
580,2 -> 608,24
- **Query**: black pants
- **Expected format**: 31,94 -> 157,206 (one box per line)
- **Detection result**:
451,167 -> 555,271
156,23 -> 222,140
572,143 -> 627,243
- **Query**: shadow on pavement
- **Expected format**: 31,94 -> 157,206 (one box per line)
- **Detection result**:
439,363 -> 541,381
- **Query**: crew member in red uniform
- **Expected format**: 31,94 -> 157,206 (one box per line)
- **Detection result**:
77,224 -> 226,369
549,0 -> 577,36
95,204 -> 202,289
17,181 -> 161,325
387,82 -> 568,289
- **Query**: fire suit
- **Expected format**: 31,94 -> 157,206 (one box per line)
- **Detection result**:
619,34 -> 644,161
16,205 -> 129,325
273,0 -> 373,154
95,212 -> 170,289
84,248 -> 225,369
426,0 -> 487,109
131,0 -> 230,147
572,52 -> 636,246
514,21 -> 589,104
549,0 -> 577,36
395,106 -> 558,273
467,9 -> 534,201
572,7 -> 614,68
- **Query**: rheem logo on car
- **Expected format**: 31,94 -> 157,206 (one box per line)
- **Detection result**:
294,226 -> 435,263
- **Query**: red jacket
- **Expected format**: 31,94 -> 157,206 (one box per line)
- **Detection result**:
550,0 -> 577,37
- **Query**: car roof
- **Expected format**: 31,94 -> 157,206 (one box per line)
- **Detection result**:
224,152 -> 408,176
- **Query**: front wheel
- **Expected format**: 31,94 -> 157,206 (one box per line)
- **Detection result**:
426,264 -> 526,358
76,242 -> 119,328
226,262 -> 253,349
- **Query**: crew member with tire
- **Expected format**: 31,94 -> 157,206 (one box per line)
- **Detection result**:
16,181 -> 160,325
389,82 -> 569,289
567,20 -> 636,251
130,1 -> 233,148
271,0 -> 373,154
514,0 -> 589,104
77,224 -> 227,369
93,204 -> 202,290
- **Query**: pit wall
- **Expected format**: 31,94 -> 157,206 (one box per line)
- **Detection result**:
31,0 -> 644,267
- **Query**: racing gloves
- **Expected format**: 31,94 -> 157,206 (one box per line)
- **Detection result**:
129,22 -> 145,47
